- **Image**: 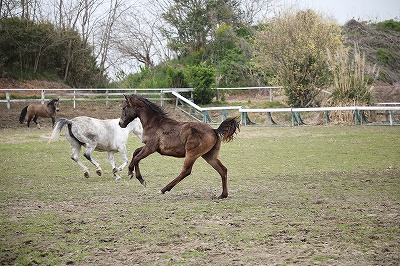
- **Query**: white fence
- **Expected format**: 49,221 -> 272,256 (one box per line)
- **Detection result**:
239,106 -> 400,126
0,88 -> 193,109
172,91 -> 400,126
1,87 -> 399,126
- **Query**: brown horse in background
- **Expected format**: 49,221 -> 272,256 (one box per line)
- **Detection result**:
119,95 -> 240,199
19,98 -> 60,128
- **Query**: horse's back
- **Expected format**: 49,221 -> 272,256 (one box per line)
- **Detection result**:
27,103 -> 50,117
70,116 -> 124,151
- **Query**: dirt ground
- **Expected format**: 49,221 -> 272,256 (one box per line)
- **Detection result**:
1,80 -> 399,265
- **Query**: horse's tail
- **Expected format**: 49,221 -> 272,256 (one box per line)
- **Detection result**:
19,106 -> 28,124
215,117 -> 240,142
48,118 -> 71,143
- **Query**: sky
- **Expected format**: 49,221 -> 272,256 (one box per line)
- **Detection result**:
297,0 -> 400,25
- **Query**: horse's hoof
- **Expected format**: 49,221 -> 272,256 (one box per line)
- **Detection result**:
115,176 -> 121,181
141,180 -> 147,187
96,169 -> 102,176
218,194 -> 228,199
84,172 -> 90,178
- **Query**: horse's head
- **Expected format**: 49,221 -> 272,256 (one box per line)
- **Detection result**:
119,95 -> 141,128
48,98 -> 60,112
119,95 -> 167,128
54,98 -> 60,112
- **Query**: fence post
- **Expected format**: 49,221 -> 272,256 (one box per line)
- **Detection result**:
269,88 -> 273,102
325,111 -> 330,124
6,91 -> 10,109
354,109 -> 360,125
291,110 -> 295,126
73,90 -> 76,109
266,112 -> 276,126
106,90 -> 109,107
389,110 -> 394,126
41,89 -> 45,104
241,111 -> 247,125
222,109 -> 228,121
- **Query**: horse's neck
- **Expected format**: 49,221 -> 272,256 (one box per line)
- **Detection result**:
126,119 -> 138,132
138,112 -> 159,127
48,104 -> 55,112
124,119 -> 142,141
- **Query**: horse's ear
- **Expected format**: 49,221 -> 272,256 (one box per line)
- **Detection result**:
124,95 -> 131,105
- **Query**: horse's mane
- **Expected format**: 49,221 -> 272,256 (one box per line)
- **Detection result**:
131,95 -> 168,118
47,98 -> 58,106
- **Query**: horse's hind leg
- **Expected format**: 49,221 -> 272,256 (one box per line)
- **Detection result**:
84,144 -> 102,176
70,145 -> 90,178
160,156 -> 197,194
31,115 -> 41,129
202,152 -> 228,199
27,115 -> 33,128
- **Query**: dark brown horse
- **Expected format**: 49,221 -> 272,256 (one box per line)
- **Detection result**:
19,98 -> 60,128
119,95 -> 240,199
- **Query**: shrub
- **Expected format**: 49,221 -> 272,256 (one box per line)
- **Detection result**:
187,64 -> 216,104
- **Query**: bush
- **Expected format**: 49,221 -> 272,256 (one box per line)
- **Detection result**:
187,64 -> 216,104
375,19 -> 400,32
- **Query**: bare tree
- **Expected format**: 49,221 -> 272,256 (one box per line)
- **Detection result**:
241,0 -> 280,25
113,14 -> 164,68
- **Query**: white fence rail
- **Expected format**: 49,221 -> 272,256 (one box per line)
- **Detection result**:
172,91 -> 243,123
0,88 -> 193,109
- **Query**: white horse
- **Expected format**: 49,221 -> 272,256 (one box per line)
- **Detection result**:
48,116 -> 143,180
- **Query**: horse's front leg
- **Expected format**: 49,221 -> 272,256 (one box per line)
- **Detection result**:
127,147 -> 142,177
108,152 -> 121,180
129,146 -> 154,187
116,147 -> 129,172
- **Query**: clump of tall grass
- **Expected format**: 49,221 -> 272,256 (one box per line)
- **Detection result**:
326,43 -> 379,123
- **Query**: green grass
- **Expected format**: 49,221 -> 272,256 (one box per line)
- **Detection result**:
0,126 -> 399,265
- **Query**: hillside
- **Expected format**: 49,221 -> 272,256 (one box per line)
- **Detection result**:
343,19 -> 400,85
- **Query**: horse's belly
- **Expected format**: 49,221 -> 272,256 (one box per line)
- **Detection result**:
157,147 -> 186,158
95,142 -> 117,152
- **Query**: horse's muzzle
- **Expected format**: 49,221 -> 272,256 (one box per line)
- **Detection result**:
119,119 -> 126,128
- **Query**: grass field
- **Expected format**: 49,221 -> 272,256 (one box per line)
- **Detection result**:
0,125 -> 399,265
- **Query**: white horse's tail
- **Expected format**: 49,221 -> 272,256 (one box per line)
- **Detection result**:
48,118 -> 71,143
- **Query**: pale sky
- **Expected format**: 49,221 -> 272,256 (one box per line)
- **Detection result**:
297,0 -> 400,24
